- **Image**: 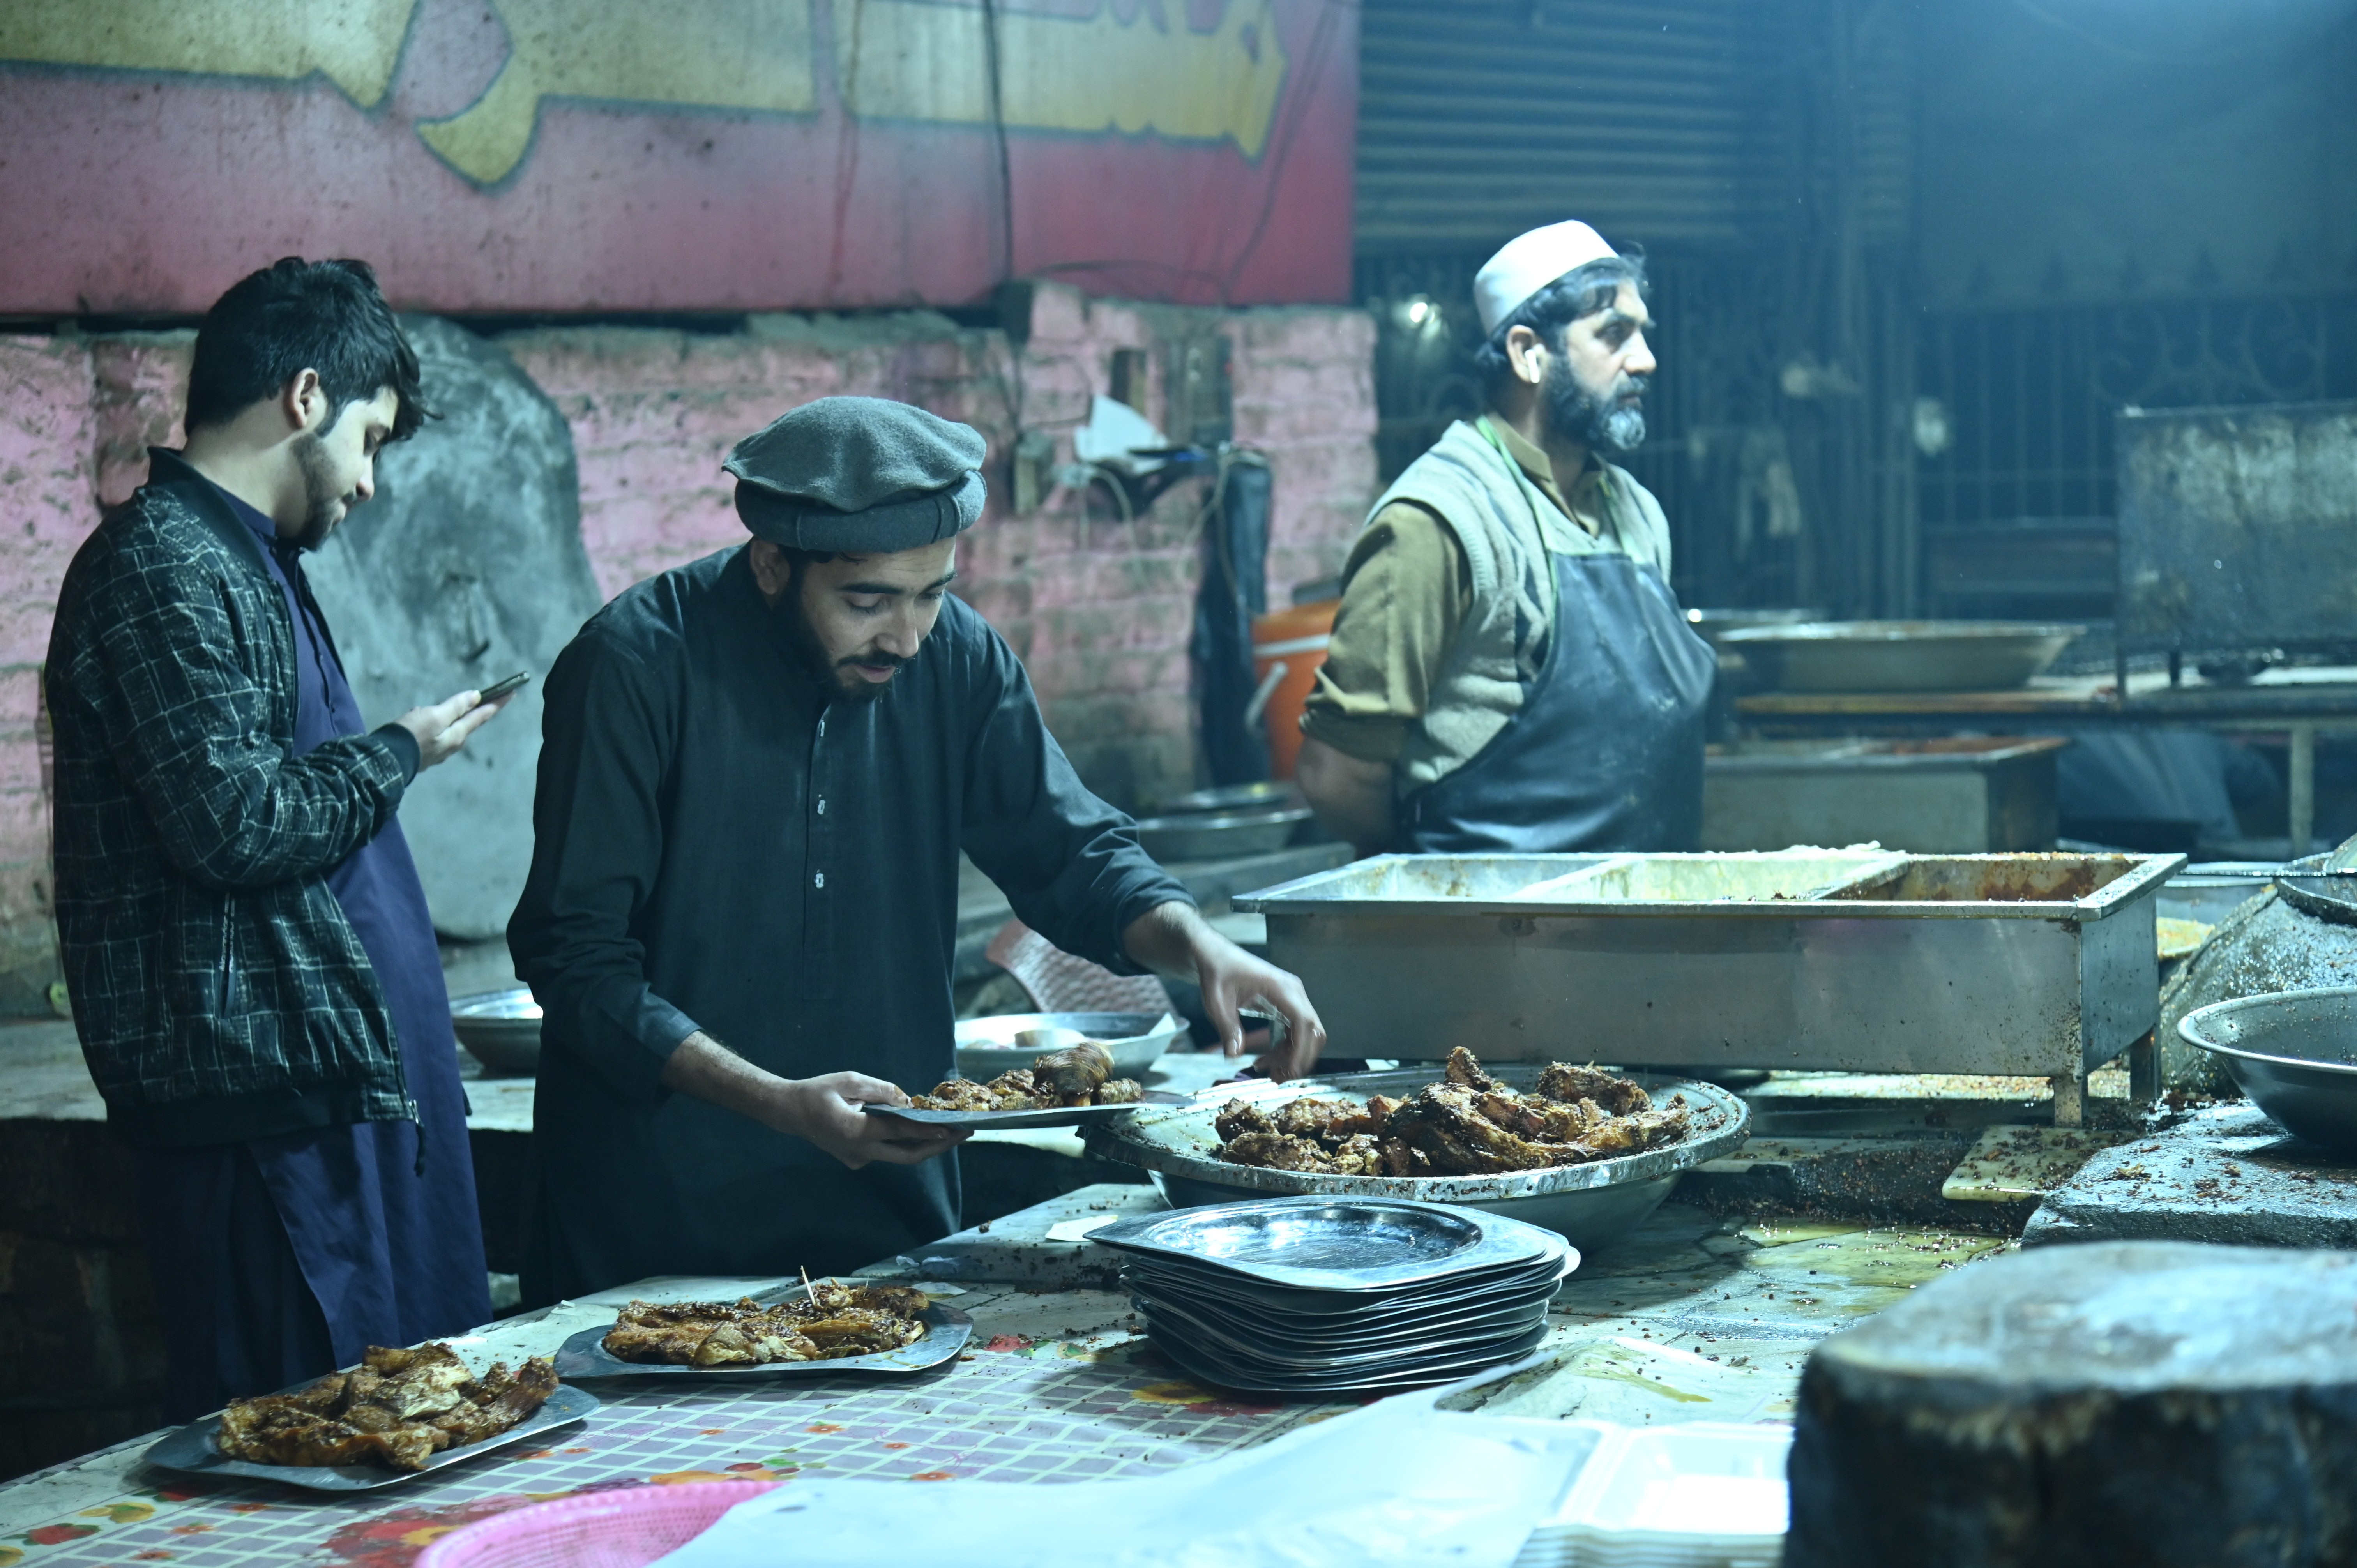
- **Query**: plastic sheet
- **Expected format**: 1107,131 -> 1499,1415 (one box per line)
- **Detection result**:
648,1370 -> 1597,1568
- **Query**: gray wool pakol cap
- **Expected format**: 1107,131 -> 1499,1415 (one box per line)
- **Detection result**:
724,396 -> 989,552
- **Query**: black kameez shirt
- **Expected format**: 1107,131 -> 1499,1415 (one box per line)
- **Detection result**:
509,546 -> 1189,1302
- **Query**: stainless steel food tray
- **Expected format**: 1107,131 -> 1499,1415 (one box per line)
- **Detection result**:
1233,853 -> 2180,1078
1090,1195 -> 1565,1293
553,1301 -> 972,1380
1084,1065 -> 1750,1253
143,1383 -> 599,1492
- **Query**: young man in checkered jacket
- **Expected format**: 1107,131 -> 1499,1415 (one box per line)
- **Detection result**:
46,259 -> 512,1419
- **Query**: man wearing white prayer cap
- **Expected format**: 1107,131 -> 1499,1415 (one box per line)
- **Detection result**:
1295,222 -> 1714,855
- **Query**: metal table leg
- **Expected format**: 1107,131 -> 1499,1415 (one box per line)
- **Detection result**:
2050,1070 -> 2084,1128
2128,1030 -> 2159,1105
2290,723 -> 2317,860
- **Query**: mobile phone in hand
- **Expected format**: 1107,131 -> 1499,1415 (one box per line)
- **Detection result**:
475,672 -> 531,707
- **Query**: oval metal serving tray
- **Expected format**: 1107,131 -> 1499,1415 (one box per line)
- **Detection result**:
143,1382 -> 599,1493
1083,1065 -> 1750,1251
554,1301 -> 972,1380
1091,1195 -> 1565,1293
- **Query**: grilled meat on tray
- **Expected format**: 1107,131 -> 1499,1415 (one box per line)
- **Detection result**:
1215,1047 -> 1688,1177
911,1040 -> 1140,1111
214,1342 -> 557,1471
601,1281 -> 931,1367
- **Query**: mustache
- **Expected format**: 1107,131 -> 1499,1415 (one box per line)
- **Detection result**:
1612,374 -> 1649,402
839,650 -> 913,671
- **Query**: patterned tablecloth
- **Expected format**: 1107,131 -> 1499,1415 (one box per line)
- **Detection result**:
0,1192 -> 2012,1568
0,1285 -> 1346,1568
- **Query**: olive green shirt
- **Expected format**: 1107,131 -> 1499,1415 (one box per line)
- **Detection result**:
1304,418 -> 1671,763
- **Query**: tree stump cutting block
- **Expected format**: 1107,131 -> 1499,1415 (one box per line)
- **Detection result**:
1786,1241 -> 2357,1568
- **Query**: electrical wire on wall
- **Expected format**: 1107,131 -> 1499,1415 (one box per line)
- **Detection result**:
978,0 -> 1030,500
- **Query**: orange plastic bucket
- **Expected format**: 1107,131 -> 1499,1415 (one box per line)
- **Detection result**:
1251,599 -> 1338,780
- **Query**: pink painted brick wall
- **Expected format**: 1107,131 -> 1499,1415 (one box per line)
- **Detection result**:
0,286 -> 1375,1006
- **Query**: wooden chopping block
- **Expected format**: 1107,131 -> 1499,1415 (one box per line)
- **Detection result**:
1785,1240 -> 2357,1568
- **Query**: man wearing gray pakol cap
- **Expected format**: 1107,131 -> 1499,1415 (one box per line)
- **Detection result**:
1296,221 -> 1714,855
509,396 -> 1326,1303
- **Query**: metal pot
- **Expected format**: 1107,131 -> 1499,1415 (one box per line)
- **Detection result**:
451,987 -> 542,1076
2177,987 -> 2357,1156
1134,805 -> 1311,863
1150,781 -> 1302,815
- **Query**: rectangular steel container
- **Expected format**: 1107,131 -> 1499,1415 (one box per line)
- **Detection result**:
1702,737 -> 2065,854
1233,853 -> 2181,1077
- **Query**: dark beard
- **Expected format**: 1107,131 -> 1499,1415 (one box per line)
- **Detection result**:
289,430 -> 348,551
774,578 -> 908,705
1544,359 -> 1648,454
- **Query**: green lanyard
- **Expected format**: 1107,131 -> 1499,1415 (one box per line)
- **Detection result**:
1473,416 -> 1618,534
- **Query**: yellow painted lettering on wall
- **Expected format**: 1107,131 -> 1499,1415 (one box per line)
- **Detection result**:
836,0 -> 1288,159
0,0 -> 419,108
416,0 -> 818,184
2,0 -> 1289,185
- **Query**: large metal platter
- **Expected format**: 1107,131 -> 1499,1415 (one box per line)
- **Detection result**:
2177,987 -> 2357,1156
143,1383 -> 598,1493
1715,620 -> 2083,692
1090,1196 -> 1564,1293
1083,1066 -> 1750,1254
554,1301 -> 971,1381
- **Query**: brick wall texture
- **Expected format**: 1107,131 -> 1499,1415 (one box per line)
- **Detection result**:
0,285 -> 1377,1008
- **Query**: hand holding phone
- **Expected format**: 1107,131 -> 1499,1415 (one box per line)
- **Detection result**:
475,672 -> 532,707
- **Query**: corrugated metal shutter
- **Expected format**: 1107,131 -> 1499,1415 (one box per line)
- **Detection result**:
1356,0 -> 1779,254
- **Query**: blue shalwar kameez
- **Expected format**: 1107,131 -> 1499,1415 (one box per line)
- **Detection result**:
134,483 -> 489,1421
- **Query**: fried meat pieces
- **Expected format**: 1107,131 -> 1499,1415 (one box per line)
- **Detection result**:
912,1040 -> 1142,1112
214,1342 -> 558,1472
601,1280 -> 931,1368
1215,1047 -> 1690,1178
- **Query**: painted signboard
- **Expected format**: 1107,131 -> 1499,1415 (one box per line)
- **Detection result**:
0,0 -> 1354,313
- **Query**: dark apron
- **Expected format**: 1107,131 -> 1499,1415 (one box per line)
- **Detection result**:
1401,548 -> 1715,854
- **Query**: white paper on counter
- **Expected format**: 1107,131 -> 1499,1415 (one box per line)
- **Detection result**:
650,1378 -> 1596,1568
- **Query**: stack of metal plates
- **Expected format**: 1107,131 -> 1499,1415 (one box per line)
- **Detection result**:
1090,1197 -> 1575,1394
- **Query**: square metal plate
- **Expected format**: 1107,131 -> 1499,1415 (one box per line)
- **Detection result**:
141,1383 -> 599,1493
1092,1197 -> 1565,1293
553,1302 -> 972,1380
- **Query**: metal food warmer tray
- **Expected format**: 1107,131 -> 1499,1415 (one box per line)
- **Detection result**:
1232,851 -> 2183,1121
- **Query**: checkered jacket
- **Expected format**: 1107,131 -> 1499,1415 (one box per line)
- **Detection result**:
46,450 -> 419,1148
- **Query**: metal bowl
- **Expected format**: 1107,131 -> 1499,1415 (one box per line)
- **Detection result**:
1083,1064 -> 1751,1255
1716,620 -> 2085,692
1151,782 -> 1302,815
2177,987 -> 2357,1155
2160,862 -> 2282,924
1134,805 -> 1311,863
451,987 -> 542,1076
1682,607 -> 1826,645
952,1011 -> 1190,1083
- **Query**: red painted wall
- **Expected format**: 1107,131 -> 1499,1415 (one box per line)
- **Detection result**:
0,0 -> 1356,315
